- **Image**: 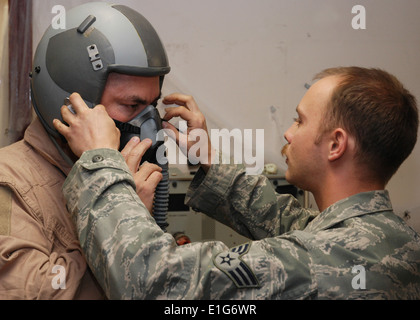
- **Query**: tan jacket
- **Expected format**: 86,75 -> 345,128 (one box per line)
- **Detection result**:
0,118 -> 104,299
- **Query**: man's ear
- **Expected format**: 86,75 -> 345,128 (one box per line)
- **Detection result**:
328,128 -> 348,162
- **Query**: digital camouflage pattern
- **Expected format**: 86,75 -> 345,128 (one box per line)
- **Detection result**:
63,149 -> 420,299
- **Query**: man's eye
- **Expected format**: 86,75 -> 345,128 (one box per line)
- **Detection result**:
293,117 -> 302,126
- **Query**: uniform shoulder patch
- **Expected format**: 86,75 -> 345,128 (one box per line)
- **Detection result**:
0,185 -> 12,236
213,243 -> 260,289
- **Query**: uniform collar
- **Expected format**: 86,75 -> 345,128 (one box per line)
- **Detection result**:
304,190 -> 393,232
24,117 -> 73,176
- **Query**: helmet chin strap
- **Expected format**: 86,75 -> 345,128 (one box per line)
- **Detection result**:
48,133 -> 75,168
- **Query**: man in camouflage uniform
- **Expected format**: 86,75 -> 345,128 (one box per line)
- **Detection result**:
57,67 -> 420,299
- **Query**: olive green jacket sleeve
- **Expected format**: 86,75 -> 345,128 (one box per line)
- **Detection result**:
63,149 -> 315,300
63,149 -> 420,300
185,156 -> 318,240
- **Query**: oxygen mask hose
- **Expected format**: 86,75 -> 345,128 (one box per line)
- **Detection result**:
115,105 -> 169,231
153,161 -> 169,231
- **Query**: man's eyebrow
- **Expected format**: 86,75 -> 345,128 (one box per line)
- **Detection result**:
295,105 -> 308,122
125,94 -> 161,105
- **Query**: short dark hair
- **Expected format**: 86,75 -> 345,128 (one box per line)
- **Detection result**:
314,67 -> 418,184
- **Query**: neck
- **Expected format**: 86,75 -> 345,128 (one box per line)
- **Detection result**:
311,170 -> 385,212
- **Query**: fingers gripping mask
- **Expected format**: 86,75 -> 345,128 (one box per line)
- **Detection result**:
114,105 -> 169,231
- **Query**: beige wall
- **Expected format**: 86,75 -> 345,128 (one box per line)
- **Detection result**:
31,0 -> 420,232
0,0 -> 9,148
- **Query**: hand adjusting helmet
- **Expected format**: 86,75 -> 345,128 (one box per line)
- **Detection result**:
31,2 -> 171,138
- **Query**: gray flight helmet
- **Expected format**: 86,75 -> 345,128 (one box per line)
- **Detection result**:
31,2 -> 170,138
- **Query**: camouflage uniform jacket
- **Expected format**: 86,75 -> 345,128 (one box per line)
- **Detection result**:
63,149 -> 420,299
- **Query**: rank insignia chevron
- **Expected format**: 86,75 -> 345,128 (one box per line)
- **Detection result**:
213,243 -> 260,289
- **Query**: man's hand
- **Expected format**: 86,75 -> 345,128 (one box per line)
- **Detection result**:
53,93 -> 120,157
162,93 -> 215,172
121,137 -> 163,213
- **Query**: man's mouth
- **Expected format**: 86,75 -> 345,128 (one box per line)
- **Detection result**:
281,144 -> 289,165
281,144 -> 288,158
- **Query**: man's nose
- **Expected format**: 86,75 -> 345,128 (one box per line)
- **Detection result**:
283,125 -> 293,144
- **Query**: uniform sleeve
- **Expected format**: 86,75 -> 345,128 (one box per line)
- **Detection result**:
63,149 -> 226,299
63,149 -> 316,300
185,156 -> 318,240
0,185 -> 96,299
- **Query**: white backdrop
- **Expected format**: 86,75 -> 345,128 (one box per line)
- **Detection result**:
32,0 -> 420,231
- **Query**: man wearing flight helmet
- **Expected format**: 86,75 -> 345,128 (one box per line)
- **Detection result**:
0,2 -> 169,299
